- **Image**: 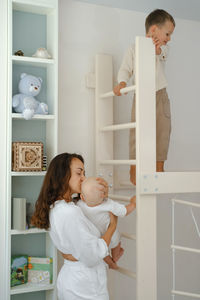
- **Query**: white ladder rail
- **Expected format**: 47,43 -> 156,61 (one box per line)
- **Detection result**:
100,160 -> 136,165
121,232 -> 136,241
100,85 -> 136,98
108,194 -> 131,202
100,122 -> 136,132
117,267 -> 136,279
95,37 -> 156,300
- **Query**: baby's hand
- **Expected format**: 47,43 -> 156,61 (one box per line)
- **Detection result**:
130,195 -> 136,206
113,82 -> 126,96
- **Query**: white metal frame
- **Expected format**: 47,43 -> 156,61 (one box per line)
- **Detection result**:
171,199 -> 200,299
94,36 -> 200,300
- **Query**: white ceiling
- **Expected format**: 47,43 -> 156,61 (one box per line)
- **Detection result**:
76,0 -> 200,22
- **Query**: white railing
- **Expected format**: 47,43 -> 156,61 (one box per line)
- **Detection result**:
171,198 -> 200,299
172,290 -> 200,299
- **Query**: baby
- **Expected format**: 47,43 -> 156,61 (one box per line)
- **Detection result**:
77,177 -> 136,269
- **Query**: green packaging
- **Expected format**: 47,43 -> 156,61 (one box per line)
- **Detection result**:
28,256 -> 53,284
11,255 -> 28,287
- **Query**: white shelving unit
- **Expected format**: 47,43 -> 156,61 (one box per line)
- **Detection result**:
3,0 -> 58,299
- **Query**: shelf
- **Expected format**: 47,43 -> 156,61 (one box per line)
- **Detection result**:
11,171 -> 46,176
11,228 -> 47,235
13,0 -> 56,15
12,113 -> 55,120
11,283 -> 55,295
12,55 -> 55,67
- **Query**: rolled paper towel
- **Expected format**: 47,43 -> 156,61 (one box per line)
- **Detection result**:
13,198 -> 26,230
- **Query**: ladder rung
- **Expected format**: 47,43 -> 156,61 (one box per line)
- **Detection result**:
171,244 -> 200,254
100,122 -> 136,132
120,181 -> 134,187
117,267 -> 136,279
172,290 -> 200,298
121,232 -> 136,241
109,194 -> 131,202
100,160 -> 136,166
100,85 -> 136,98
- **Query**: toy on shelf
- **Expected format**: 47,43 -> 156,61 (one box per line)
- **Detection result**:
12,73 -> 48,120
12,142 -> 43,172
14,50 -> 24,56
32,47 -> 51,59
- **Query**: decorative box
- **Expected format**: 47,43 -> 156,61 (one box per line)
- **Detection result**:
12,142 -> 43,172
11,255 -> 28,287
28,256 -> 53,284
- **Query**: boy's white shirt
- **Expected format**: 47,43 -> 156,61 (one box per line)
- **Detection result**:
77,198 -> 127,248
117,43 -> 169,91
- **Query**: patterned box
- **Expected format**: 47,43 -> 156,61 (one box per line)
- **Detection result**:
28,257 -> 53,284
12,142 -> 43,172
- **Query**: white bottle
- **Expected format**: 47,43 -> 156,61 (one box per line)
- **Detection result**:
13,198 -> 26,230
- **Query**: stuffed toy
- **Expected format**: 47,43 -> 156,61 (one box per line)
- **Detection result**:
12,73 -> 48,120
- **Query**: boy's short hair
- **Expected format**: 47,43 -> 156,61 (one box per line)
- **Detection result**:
145,9 -> 175,33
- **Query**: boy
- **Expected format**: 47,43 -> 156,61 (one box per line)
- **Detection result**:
78,177 -> 136,269
113,9 -> 175,185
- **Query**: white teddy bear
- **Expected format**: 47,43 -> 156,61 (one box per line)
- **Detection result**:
12,73 -> 48,120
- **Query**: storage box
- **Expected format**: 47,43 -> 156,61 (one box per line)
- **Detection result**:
28,257 -> 53,284
12,142 -> 43,171
11,255 -> 28,287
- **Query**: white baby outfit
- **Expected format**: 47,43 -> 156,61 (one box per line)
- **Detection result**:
77,198 -> 127,248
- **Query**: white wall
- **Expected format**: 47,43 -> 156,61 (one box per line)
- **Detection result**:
58,0 -> 200,299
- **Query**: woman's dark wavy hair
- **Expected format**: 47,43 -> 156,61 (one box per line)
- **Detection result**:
31,152 -> 84,230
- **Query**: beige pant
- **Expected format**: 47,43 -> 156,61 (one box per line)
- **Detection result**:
129,88 -> 171,161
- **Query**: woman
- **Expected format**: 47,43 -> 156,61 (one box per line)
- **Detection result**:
32,153 -> 117,300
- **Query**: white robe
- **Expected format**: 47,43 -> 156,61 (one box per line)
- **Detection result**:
49,200 -> 109,300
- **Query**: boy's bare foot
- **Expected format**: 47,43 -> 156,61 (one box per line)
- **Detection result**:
156,161 -> 164,172
130,165 -> 136,185
112,247 -> 124,263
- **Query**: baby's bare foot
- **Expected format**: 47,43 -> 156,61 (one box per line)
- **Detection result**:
113,247 -> 124,262
108,259 -> 118,270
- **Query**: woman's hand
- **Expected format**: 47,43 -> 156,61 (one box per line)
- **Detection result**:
96,177 -> 108,198
101,212 -> 118,247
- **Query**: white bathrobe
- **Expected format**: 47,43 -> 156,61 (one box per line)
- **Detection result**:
49,200 -> 109,300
